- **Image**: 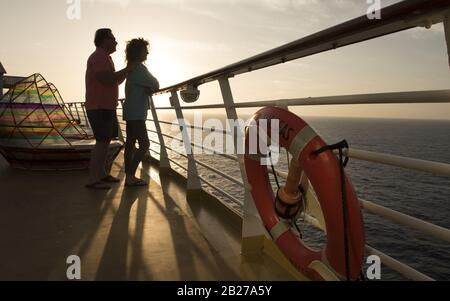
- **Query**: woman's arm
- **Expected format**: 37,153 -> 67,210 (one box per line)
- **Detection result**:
132,64 -> 160,94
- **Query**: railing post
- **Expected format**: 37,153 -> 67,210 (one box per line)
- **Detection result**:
115,101 -> 125,144
170,91 -> 202,198
444,14 -> 450,68
148,95 -> 171,173
218,77 -> 270,255
0,71 -> 4,97
74,102 -> 81,123
81,103 -> 89,127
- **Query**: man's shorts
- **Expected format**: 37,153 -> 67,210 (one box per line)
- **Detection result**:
86,109 -> 119,142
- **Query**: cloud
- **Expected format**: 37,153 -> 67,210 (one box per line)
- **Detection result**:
157,37 -> 232,53
85,0 -> 131,9
85,0 -> 225,20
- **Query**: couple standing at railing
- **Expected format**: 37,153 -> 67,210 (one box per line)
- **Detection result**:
84,28 -> 159,189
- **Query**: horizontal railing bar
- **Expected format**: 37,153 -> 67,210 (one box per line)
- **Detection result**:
155,131 -> 238,162
161,143 -> 188,158
147,119 -> 173,126
153,90 -> 450,110
168,157 -> 187,171
122,123 -> 235,161
194,159 -> 244,187
197,174 -> 242,207
297,212 -> 325,232
148,127 -> 231,154
157,140 -> 241,186
268,168 -> 288,180
341,148 -> 450,177
162,132 -> 182,142
149,141 -> 242,188
147,118 -> 233,136
271,147 -> 450,178
286,198 -> 436,281
293,205 -> 435,281
172,122 -> 232,136
155,104 -> 225,110
149,148 -> 160,155
150,148 -> 242,211
366,245 -> 434,281
153,0 -> 450,94
148,126 -> 448,181
149,138 -> 161,146
271,167 -> 450,243
361,199 -> 450,244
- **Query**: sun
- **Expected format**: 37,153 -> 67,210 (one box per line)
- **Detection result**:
144,38 -> 184,91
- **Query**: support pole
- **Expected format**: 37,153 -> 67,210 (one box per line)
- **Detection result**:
218,77 -> 270,255
148,95 -> 171,172
444,15 -> 450,69
170,91 -> 202,198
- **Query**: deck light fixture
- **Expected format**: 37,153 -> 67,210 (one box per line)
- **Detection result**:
180,85 -> 200,103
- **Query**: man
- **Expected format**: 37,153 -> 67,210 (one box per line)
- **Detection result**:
85,28 -> 136,189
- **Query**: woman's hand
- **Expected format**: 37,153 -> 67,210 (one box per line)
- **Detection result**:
144,87 -> 154,95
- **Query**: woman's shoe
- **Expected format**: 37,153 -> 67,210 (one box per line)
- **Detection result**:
101,175 -> 121,183
125,179 -> 148,187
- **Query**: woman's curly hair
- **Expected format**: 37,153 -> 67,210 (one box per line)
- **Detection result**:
125,38 -> 149,63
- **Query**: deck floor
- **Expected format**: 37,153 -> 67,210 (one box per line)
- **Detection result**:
0,153 -> 296,281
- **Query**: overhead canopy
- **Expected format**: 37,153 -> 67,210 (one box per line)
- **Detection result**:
2,76 -> 26,89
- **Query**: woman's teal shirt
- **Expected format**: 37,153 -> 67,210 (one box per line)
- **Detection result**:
123,63 -> 159,121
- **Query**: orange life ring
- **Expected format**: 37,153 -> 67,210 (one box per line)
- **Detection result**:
244,106 -> 365,280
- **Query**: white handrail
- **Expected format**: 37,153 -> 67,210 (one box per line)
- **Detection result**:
197,174 -> 242,206
153,89 -> 450,110
366,246 -> 434,281
341,148 -> 450,177
361,199 -> 450,244
194,159 -> 244,187
271,166 -> 450,244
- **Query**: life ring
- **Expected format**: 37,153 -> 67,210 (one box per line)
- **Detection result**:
244,106 -> 365,280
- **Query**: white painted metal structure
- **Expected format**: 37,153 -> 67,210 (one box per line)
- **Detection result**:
66,0 -> 450,280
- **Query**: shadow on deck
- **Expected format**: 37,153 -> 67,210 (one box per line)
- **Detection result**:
0,153 -> 298,281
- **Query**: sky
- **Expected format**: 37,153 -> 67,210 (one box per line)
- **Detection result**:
0,0 -> 449,120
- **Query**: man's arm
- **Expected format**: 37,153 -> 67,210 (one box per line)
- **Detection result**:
95,63 -> 137,85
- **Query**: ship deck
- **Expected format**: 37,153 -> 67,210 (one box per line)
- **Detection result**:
0,152 -> 300,281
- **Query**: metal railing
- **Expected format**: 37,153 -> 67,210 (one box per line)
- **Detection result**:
67,0 -> 450,281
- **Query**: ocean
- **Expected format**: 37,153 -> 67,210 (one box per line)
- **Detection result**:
147,115 -> 450,281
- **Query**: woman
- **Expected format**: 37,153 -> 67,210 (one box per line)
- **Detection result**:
123,38 -> 159,186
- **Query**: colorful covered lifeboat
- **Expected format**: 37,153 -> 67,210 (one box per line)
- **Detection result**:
0,74 -> 122,170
